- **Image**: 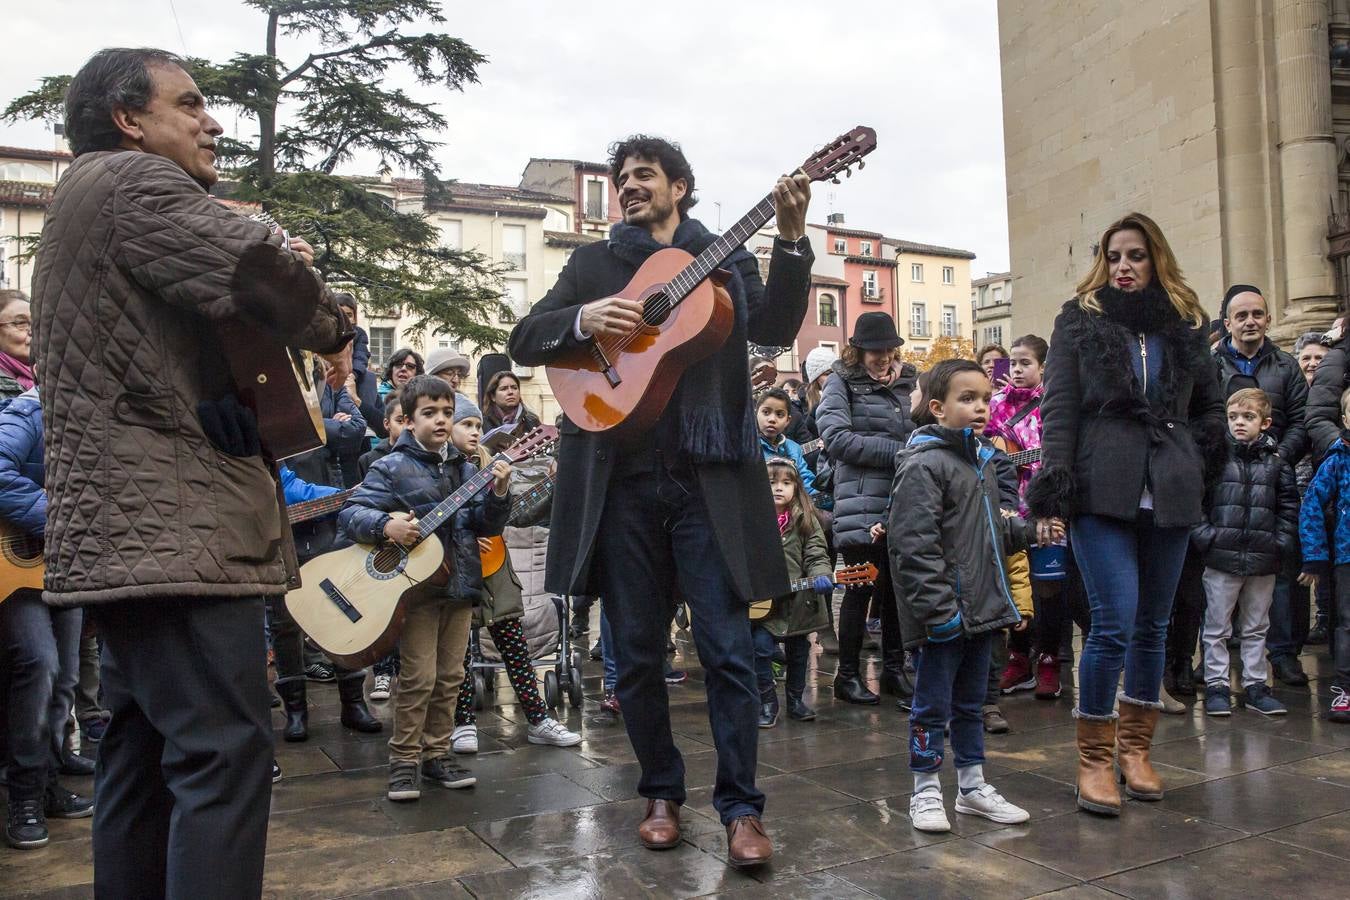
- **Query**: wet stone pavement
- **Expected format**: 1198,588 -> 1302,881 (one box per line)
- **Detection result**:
5,616 -> 1350,899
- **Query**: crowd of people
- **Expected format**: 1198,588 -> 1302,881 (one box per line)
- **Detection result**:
3,44 -> 1350,897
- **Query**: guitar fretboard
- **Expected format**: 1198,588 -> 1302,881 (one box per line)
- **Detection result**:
287,488 -> 356,524
508,475 -> 555,522
658,196 -> 778,316
415,455 -> 507,541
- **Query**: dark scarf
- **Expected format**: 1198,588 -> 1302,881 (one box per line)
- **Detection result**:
1095,283 -> 1178,333
607,218 -> 759,463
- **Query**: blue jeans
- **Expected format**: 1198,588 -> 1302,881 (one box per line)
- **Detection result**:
1,590 -> 81,799
910,631 -> 992,773
599,607 -> 617,693
751,625 -> 809,698
1266,572 -> 1309,663
594,459 -> 764,824
1071,513 -> 1191,717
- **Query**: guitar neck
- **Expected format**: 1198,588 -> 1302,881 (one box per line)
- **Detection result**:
509,476 -> 555,520
666,195 -> 777,306
287,488 -> 356,524
1007,447 -> 1041,467
415,455 -> 506,541
800,438 -> 823,455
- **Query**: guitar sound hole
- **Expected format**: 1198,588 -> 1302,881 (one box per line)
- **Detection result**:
366,546 -> 407,581
642,291 -> 671,327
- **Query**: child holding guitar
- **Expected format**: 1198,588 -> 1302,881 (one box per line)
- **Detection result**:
338,377 -> 511,803
986,336 -> 1072,701
753,458 -> 836,727
449,406 -> 580,753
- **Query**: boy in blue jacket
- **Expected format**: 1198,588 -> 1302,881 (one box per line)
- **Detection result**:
339,377 -> 510,802
0,388 -> 94,849
1298,386 -> 1350,724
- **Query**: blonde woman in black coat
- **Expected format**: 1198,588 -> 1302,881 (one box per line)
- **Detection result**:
1028,212 -> 1224,817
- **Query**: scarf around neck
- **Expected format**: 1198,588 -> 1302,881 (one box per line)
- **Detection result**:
0,351 -> 35,390
606,218 -> 759,463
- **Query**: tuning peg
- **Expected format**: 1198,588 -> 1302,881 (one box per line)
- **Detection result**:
858,160 -> 866,169
832,177 -> 841,184
844,168 -> 852,178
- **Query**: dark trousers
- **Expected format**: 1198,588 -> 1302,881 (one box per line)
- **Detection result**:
838,543 -> 903,677
594,461 -> 764,824
1071,513 -> 1190,717
91,597 -> 273,900
752,626 -> 809,697
1,591 -> 80,799
1267,567 -> 1310,664
1166,549 -> 1206,668
911,631 -> 992,773
1334,565 -> 1350,689
984,629 -> 1009,706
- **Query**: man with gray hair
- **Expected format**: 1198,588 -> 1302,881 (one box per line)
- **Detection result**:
31,48 -> 352,897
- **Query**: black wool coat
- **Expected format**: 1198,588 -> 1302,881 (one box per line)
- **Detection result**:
506,232 -> 813,601
1190,433 -> 1298,577
1307,343 -> 1350,461
1027,288 -> 1226,529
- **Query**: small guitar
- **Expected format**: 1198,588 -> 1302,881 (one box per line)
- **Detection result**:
479,474 -> 556,578
748,562 -> 878,621
285,426 -> 558,667
217,211 -> 327,461
0,486 -> 358,604
547,126 -> 878,434
990,435 -> 1041,469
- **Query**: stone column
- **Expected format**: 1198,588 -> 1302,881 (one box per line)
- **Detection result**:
1214,0 -> 1274,304
1272,0 -> 1341,339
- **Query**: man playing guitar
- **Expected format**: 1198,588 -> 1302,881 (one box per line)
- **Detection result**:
508,135 -> 812,867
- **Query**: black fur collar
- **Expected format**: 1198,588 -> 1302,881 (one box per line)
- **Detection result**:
1094,284 -> 1181,333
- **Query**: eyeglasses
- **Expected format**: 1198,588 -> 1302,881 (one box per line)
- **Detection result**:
0,319 -> 31,332
393,360 -> 420,371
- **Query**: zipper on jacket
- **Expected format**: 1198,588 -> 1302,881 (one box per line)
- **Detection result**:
975,452 -> 1020,622
1138,333 -> 1148,394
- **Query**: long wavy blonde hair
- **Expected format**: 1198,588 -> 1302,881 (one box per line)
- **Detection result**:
1075,212 -> 1207,328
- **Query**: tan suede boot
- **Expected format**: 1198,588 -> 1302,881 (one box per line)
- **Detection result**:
1075,717 -> 1121,815
1117,701 -> 1164,800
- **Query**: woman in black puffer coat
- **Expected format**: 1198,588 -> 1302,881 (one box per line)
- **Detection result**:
816,312 -> 916,704
1027,212 -> 1224,818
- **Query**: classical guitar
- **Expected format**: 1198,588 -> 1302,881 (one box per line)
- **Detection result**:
479,474 -> 556,579
547,126 -> 878,434
990,435 -> 1041,469
217,210 -> 327,461
0,487 -> 357,604
285,426 -> 559,667
747,561 -> 877,621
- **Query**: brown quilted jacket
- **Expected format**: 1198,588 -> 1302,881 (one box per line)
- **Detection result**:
31,150 -> 351,607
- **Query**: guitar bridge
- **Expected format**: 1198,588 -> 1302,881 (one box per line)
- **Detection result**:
319,578 -> 363,623
588,342 -> 621,387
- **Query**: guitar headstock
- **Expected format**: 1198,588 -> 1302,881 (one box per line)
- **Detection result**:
506,425 -> 560,461
799,126 -> 878,186
834,562 -> 879,587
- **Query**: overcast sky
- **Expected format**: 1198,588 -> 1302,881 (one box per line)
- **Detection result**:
1,0 -> 1010,273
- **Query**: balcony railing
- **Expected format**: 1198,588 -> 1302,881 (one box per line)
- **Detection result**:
910,322 -> 932,338
585,201 -> 605,220
503,251 -> 526,271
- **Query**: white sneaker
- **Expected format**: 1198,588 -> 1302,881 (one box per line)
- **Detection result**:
451,724 -> 478,754
954,783 -> 1030,824
370,674 -> 392,701
527,717 -> 582,747
909,789 -> 951,833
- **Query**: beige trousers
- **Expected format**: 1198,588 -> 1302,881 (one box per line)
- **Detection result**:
389,595 -> 473,763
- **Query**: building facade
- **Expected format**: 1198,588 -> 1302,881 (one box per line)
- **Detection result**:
1000,0 -> 1350,342
0,144 -> 70,294
971,271 -> 1014,349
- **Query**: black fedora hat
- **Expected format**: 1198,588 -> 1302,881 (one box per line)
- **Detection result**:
849,311 -> 904,350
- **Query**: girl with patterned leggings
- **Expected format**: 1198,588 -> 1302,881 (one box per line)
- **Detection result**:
448,444 -> 581,754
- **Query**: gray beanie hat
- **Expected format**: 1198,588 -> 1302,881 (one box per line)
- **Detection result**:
804,346 -> 839,384
427,348 -> 471,377
454,392 -> 482,423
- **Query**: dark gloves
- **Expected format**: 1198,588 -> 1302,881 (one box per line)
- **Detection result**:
811,575 -> 834,595
197,395 -> 262,457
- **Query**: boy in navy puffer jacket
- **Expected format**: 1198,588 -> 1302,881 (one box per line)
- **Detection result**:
1299,386 -> 1350,724
339,377 -> 510,802
1194,389 -> 1298,717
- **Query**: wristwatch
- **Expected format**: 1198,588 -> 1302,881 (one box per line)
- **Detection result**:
776,234 -> 808,255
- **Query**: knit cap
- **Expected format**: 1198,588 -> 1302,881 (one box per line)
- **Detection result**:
454,392 -> 482,423
804,346 -> 839,384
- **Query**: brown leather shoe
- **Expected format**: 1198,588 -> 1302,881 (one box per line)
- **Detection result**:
1117,700 -> 1164,800
726,815 -> 772,867
637,799 -> 681,849
1075,716 -> 1121,816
